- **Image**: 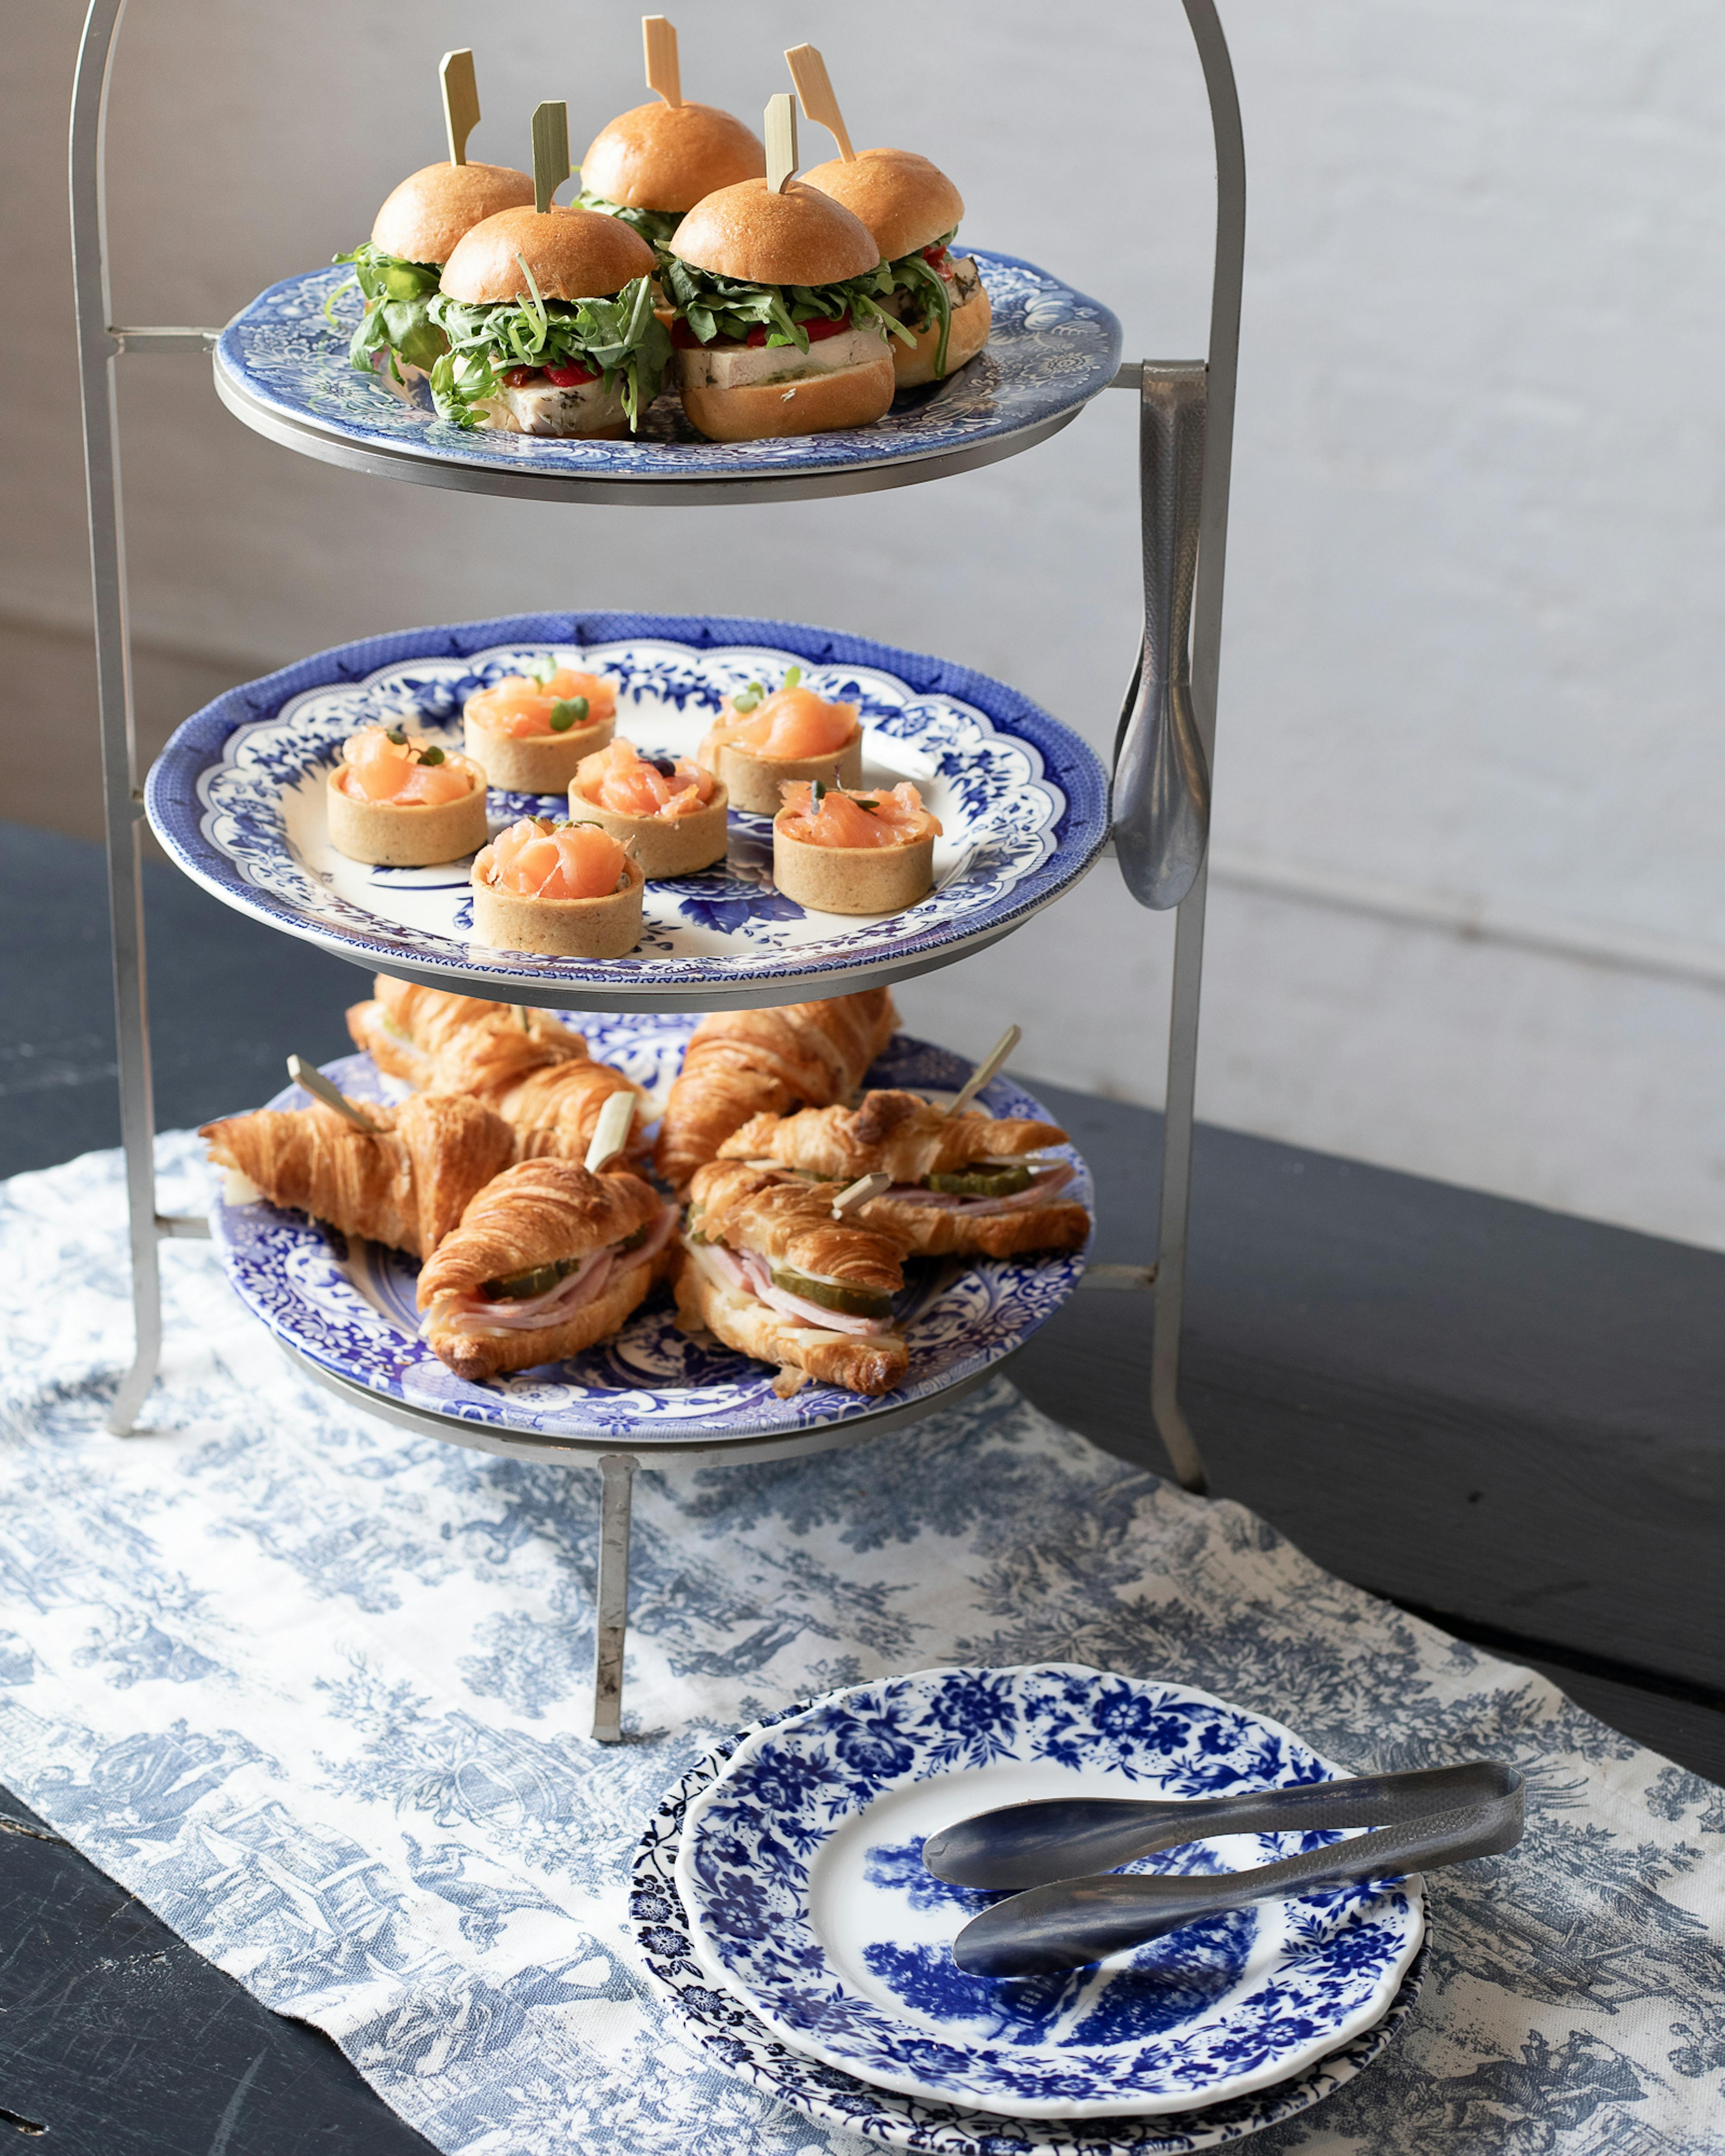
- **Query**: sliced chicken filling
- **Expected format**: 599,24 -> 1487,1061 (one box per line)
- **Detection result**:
477,376 -> 628,437
675,326 -> 891,393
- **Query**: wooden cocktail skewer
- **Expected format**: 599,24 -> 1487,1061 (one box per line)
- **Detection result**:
584,1087 -> 638,1175
643,16 -> 681,107
831,1170 -> 891,1219
784,44 -> 854,162
765,91 -> 798,195
531,100 -> 570,215
441,50 -> 480,166
287,1054 -> 380,1133
947,1024 -> 1021,1119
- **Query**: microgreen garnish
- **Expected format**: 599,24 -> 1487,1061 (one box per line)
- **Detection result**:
731,681 -> 765,714
418,745 -> 445,765
810,777 -> 827,806
524,657 -> 558,684
385,725 -> 408,745
782,664 -> 802,690
549,696 -> 589,732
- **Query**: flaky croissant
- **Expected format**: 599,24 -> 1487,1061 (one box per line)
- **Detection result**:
655,989 -> 897,1192
201,1091 -> 514,1258
418,1160 -> 673,1382
686,1161 -> 905,1295
675,1259 -> 909,1398
347,977 -> 644,1165
717,1089 -> 1091,1257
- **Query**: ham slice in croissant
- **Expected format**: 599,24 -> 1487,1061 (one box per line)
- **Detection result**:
201,1091 -> 514,1258
718,1089 -> 1091,1258
417,1159 -> 676,1382
346,977 -> 644,1165
655,989 -> 897,1192
675,1161 -> 909,1396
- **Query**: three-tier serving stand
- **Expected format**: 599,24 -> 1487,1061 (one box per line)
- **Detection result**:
70,0 -> 1245,1739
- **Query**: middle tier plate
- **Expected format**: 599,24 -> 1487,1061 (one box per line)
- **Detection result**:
208,1023 -> 1092,1451
146,612 -> 1110,1012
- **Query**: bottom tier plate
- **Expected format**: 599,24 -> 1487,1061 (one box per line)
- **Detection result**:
208,1018 -> 1091,1449
630,1704 -> 1428,2155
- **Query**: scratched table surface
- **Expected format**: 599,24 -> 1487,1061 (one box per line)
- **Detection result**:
2,818 -> 1721,2152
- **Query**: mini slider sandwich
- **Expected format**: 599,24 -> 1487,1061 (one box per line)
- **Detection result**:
579,16 -> 765,251
716,1088 -> 1090,1257
676,1161 -> 910,1395
787,47 -> 990,385
663,94 -> 909,442
418,1157 -> 678,1381
334,52 -> 534,385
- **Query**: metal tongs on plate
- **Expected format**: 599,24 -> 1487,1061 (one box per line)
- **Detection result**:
924,1759 -> 1524,1978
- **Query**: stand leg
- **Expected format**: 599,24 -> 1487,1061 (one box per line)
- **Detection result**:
1151,869 -> 1211,1493
72,0 -> 160,1436
592,1453 -> 637,1743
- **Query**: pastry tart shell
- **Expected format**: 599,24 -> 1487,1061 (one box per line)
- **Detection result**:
470,853 -> 646,959
701,728 -> 863,815
565,784 -> 731,877
463,708 -> 616,793
771,821 -> 936,916
325,765 -> 489,867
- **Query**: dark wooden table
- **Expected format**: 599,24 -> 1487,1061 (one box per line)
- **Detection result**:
3,819 -> 1721,2152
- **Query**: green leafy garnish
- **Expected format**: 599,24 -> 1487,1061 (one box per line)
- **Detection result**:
549,696 -> 590,732
329,241 -> 447,380
385,725 -> 408,745
524,657 -> 558,684
427,264 -> 670,430
731,681 -> 765,714
576,187 -> 684,255
782,664 -> 802,690
661,256 -> 914,353
419,745 -> 445,765
880,229 -> 961,376
810,777 -> 827,806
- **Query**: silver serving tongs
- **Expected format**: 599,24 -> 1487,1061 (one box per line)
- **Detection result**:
1111,366 -> 1210,910
931,1760 -> 1523,1979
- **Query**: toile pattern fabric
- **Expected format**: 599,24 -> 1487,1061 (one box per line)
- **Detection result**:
1,1136 -> 1722,2156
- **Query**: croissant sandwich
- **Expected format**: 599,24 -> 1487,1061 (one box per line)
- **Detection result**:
417,1159 -> 678,1382
717,1088 -> 1090,1258
201,1091 -> 514,1258
674,1161 -> 910,1397
656,989 -> 897,1192
347,976 -> 645,1165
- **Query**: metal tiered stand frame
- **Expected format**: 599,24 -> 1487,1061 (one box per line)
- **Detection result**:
71,0 -> 1244,1740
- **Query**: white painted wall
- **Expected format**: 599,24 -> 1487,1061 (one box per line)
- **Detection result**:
6,1 -> 1724,1244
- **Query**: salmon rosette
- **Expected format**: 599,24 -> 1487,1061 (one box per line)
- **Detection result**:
325,724 -> 489,867
696,666 -> 864,814
469,815 -> 645,959
568,738 -> 730,878
462,662 -> 618,792
772,779 -> 941,917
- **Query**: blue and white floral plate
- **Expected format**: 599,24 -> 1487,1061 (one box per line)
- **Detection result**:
673,1666 -> 1424,2121
208,1025 -> 1091,1448
145,612 -> 1109,1012
632,1691 -> 1428,2152
213,254 -> 1120,494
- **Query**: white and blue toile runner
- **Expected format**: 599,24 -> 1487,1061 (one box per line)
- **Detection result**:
1,1135 -> 1722,2156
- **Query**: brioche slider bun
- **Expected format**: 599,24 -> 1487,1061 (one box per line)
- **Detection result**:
582,100 -> 765,214
800,148 -> 965,263
439,204 -> 658,304
671,178 -> 882,287
370,161 -> 536,267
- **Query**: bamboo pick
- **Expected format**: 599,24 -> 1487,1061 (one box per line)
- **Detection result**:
441,50 -> 480,166
531,100 -> 570,215
584,1088 -> 637,1175
831,1171 -> 891,1219
642,16 -> 681,107
287,1055 -> 380,1133
765,91 -> 798,194
946,1024 -> 1021,1119
784,45 -> 854,162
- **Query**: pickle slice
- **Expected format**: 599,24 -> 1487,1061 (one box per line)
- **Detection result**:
924,1163 -> 1034,1199
769,1266 -> 892,1320
481,1255 -> 578,1301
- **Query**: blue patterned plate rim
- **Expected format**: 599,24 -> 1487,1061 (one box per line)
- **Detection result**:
673,1664 -> 1425,2120
630,1691 -> 1428,2153
207,1025 -> 1091,1447
215,252 -> 1122,483
143,610 -> 1109,1005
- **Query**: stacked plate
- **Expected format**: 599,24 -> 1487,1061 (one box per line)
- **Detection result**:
630,1664 -> 1427,2153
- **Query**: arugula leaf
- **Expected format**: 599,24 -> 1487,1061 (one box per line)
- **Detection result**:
329,241 -> 447,381
879,230 -> 961,376
427,267 -> 671,431
576,188 -> 684,256
661,256 -> 915,354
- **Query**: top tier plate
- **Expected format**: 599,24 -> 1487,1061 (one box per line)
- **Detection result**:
213,254 -> 1122,505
